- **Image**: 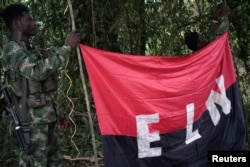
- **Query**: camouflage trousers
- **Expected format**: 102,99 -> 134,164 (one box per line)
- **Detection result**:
19,121 -> 63,167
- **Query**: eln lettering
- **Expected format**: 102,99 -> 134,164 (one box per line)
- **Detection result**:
136,75 -> 231,158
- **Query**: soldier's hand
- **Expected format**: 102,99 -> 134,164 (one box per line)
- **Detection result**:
64,30 -> 80,51
57,117 -> 68,131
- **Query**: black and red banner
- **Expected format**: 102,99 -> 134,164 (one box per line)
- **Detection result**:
80,33 -> 246,167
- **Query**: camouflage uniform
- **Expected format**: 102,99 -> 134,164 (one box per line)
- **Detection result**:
0,40 -> 70,167
209,16 -> 229,41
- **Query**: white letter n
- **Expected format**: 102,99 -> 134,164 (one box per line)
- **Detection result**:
136,113 -> 161,158
206,75 -> 231,126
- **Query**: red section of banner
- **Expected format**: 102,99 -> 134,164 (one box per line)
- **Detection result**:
80,33 -> 236,137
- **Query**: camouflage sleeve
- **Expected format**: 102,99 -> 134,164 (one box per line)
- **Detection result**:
2,41 -> 70,81
208,16 -> 229,41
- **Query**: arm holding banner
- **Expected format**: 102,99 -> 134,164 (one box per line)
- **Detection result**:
185,4 -> 230,51
209,4 -> 230,41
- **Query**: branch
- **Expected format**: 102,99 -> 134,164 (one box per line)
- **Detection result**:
63,155 -> 103,162
66,0 -> 99,166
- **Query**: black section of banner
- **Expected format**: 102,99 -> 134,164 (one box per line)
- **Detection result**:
101,83 -> 246,167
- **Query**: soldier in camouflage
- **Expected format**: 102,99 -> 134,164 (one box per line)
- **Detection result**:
0,3 -> 80,167
184,4 -> 230,51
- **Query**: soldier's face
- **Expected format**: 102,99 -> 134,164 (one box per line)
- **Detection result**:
18,12 -> 37,36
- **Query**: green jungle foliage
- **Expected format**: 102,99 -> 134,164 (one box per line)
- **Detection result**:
0,0 -> 249,166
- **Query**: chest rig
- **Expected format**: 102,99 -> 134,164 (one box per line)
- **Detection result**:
7,41 -> 58,109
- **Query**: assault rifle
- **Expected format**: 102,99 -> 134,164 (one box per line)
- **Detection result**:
0,82 -> 28,151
